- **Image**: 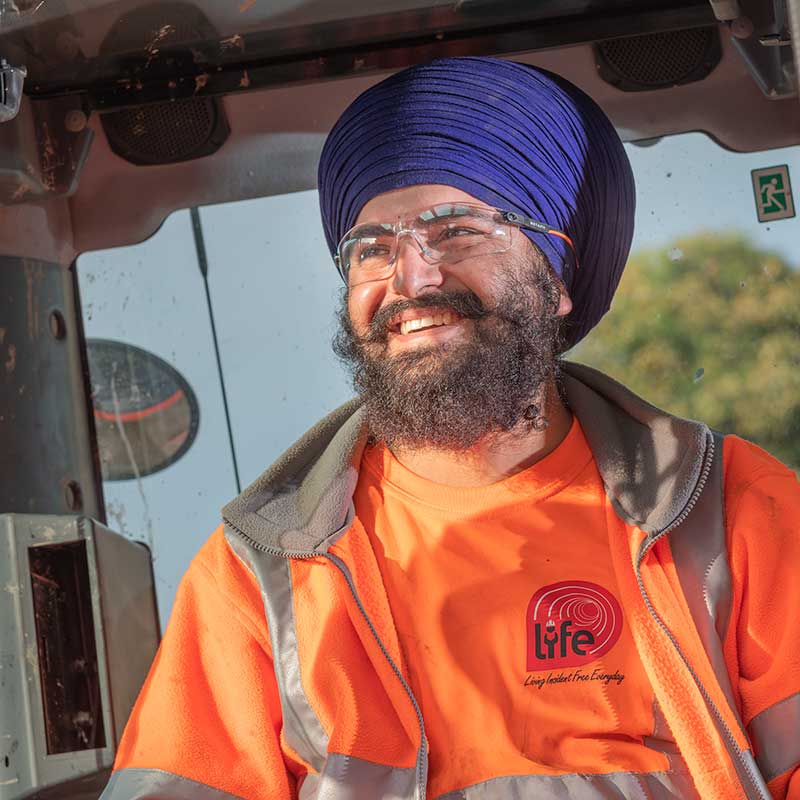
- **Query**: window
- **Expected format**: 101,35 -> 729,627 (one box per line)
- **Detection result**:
78,133 -> 800,623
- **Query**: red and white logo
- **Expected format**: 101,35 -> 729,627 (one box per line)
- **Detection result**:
526,580 -> 623,671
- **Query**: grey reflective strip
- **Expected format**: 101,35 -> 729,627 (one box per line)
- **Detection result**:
99,768 -> 245,799
748,692 -> 800,782
225,527 -> 329,772
643,699 -> 686,765
436,767 -> 698,799
300,753 -> 417,800
667,432 -> 742,730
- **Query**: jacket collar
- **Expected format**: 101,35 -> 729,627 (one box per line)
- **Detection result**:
222,363 -> 712,555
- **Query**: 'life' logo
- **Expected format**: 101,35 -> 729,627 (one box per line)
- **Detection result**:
526,581 -> 623,670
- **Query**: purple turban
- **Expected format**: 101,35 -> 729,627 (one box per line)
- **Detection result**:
317,56 -> 636,349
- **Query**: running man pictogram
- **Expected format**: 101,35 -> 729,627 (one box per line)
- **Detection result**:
751,165 -> 795,222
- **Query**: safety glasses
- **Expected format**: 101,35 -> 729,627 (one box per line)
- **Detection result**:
334,202 -> 578,287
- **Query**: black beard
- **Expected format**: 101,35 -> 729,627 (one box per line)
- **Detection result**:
332,263 -> 563,451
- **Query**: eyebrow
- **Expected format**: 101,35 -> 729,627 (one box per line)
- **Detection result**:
348,222 -> 393,238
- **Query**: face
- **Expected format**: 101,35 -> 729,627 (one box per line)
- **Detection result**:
346,185 -> 571,354
333,184 -> 573,450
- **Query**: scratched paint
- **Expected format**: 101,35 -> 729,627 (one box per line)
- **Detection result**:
22,260 -> 42,340
221,33 -> 244,51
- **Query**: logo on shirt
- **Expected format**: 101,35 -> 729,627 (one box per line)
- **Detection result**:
526,580 -> 623,671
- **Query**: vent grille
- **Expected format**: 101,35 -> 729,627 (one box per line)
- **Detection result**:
595,27 -> 721,91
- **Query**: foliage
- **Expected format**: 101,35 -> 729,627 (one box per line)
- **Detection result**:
571,233 -> 800,469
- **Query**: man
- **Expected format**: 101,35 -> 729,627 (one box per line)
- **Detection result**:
101,57 -> 800,800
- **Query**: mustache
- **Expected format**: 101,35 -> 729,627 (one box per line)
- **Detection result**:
364,290 -> 488,343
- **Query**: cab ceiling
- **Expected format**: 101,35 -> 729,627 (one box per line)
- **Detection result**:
0,0 -> 798,256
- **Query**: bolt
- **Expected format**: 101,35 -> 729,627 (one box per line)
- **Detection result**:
64,109 -> 88,133
49,310 -> 66,339
64,481 -> 83,512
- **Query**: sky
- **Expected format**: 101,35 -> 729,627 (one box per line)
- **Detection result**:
78,131 -> 800,623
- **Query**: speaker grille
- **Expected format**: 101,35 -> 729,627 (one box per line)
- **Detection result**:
99,3 -> 229,165
595,27 -> 721,91
102,98 -> 221,165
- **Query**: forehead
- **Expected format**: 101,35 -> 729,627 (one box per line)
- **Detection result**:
354,184 -> 492,225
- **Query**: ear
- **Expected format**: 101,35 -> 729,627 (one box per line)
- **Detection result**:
555,279 -> 573,318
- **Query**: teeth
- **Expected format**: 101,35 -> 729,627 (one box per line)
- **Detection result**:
398,311 -> 458,335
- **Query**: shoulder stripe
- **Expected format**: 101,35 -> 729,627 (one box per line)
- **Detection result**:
100,768 -> 246,799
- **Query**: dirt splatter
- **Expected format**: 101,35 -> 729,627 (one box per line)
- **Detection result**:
4,344 -> 15,374
145,23 -> 176,63
239,70 -> 250,88
11,183 -> 31,201
221,34 -> 244,51
23,260 -> 43,340
38,121 -> 65,192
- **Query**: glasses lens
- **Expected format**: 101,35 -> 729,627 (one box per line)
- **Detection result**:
340,223 -> 396,284
338,205 -> 514,286
420,206 -> 510,262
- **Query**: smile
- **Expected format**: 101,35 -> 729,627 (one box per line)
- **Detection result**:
389,310 -> 462,336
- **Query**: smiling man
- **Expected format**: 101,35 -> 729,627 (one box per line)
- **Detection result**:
102,58 -> 800,800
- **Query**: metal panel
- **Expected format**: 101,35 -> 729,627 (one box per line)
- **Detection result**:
0,258 -> 103,520
0,514 -> 158,800
89,520 -> 159,746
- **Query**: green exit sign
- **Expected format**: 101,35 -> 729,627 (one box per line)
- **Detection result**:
751,165 -> 795,223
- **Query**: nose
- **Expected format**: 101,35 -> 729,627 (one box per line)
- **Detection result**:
390,232 -> 445,298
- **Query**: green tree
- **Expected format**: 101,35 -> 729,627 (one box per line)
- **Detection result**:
572,233 -> 800,469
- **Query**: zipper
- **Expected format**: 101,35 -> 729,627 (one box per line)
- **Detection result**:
225,515 -> 320,560
225,515 -> 428,799
634,433 -> 768,800
325,551 -> 428,800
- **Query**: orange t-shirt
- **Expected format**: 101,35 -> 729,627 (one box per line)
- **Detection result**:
353,416 -> 677,796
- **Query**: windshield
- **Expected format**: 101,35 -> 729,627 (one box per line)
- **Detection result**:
77,130 -> 799,623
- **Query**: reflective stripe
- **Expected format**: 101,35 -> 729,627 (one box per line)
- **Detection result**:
225,527 -> 329,772
667,433 -> 741,728
99,768 -> 245,799
644,699 -> 696,793
748,692 -> 800,782
300,753 -> 417,799
435,767 -> 698,799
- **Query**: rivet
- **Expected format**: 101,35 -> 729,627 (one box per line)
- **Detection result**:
64,109 -> 88,133
49,310 -> 66,339
64,481 -> 83,512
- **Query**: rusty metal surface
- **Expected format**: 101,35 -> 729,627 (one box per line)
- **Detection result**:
0,96 -> 94,205
0,258 -> 104,520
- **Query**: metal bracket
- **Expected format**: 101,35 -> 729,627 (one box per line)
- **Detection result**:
727,0 -> 796,97
0,94 -> 94,203
0,58 -> 26,122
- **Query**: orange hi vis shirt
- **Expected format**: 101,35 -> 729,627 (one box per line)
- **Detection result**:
352,417 -> 693,798
104,365 -> 800,800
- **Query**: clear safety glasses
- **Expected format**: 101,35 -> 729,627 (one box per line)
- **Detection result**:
334,202 -> 578,287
